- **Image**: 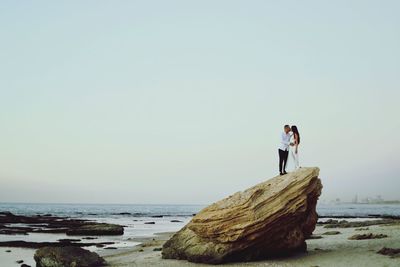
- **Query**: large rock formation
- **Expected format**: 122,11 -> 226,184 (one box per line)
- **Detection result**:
162,167 -> 322,264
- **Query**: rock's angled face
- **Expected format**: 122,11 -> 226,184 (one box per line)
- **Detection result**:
162,167 -> 322,264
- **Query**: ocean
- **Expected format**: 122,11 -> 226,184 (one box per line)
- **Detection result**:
1,202 -> 400,218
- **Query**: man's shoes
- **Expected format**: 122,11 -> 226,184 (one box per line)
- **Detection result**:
280,172 -> 284,176
283,171 -> 288,175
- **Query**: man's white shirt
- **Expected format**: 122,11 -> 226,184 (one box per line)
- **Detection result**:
279,132 -> 292,151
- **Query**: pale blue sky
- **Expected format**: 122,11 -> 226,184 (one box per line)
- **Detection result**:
1,1 -> 399,204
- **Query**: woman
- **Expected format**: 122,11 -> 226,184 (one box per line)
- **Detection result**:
290,125 -> 301,170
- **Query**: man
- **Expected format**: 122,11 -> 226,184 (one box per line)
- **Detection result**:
278,125 -> 294,175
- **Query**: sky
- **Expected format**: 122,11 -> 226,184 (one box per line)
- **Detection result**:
0,1 -> 399,204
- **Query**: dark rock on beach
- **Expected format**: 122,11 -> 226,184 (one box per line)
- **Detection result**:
162,167 -> 322,264
377,247 -> 400,258
144,221 -> 155,224
355,227 -> 369,231
0,211 -> 124,239
34,246 -> 106,267
170,220 -> 183,223
66,223 -> 124,236
320,219 -> 399,228
0,240 -> 115,248
117,212 -> 131,215
348,233 -> 388,240
322,231 -> 341,235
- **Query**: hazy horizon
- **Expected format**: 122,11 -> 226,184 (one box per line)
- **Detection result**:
1,1 -> 399,205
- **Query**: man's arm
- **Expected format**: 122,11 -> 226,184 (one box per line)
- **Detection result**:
280,133 -> 290,146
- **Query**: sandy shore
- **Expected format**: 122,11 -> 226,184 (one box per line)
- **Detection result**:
101,223 -> 400,267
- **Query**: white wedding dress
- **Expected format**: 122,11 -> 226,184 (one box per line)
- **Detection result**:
290,134 -> 300,170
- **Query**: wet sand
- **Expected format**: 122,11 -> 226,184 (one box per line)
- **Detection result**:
101,223 -> 400,267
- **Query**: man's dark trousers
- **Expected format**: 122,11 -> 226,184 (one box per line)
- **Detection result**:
278,149 -> 289,173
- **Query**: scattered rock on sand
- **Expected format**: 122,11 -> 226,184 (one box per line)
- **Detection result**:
162,167 -> 322,264
0,211 -> 124,238
0,240 -> 113,249
377,247 -> 400,258
322,231 -> 341,235
144,222 -> 155,224
322,219 -> 398,228
348,233 -> 388,240
66,223 -> 124,236
34,246 -> 106,267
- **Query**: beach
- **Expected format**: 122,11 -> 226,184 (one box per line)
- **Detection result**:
102,221 -> 400,267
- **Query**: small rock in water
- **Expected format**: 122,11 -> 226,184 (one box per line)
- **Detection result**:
377,247 -> 400,258
355,227 -> 369,231
349,233 -> 388,240
170,220 -> 183,223
66,223 -> 124,236
153,247 -> 162,251
104,247 -> 117,249
151,215 -> 163,218
144,221 -> 155,224
21,264 -> 31,267
16,260 -> 24,264
322,231 -> 341,235
5,249 -> 11,252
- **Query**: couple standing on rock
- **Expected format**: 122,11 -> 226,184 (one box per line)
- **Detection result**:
279,124 -> 301,175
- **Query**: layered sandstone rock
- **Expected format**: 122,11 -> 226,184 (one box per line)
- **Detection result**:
162,167 -> 322,264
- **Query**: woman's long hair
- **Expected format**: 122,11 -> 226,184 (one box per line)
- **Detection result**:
291,125 -> 300,144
